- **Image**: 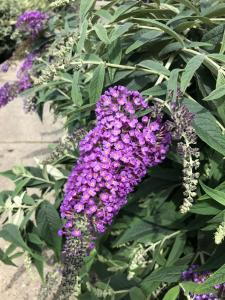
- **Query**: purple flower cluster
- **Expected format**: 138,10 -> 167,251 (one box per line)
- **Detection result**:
0,53 -> 36,109
16,10 -> 48,37
0,83 -> 18,108
0,62 -> 10,73
60,86 -> 171,237
17,53 -> 36,92
182,265 -> 225,300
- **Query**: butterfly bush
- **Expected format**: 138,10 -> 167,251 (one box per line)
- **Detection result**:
0,61 -> 10,72
0,83 -> 18,108
60,86 -> 171,239
17,53 -> 36,92
0,52 -> 36,109
182,265 -> 225,300
16,10 -> 48,37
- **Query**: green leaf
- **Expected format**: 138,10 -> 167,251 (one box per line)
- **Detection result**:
203,84 -> 225,101
71,71 -> 83,106
174,0 -> 199,13
202,4 -> 225,18
167,69 -> 181,99
111,2 -> 137,22
132,18 -> 184,46
200,181 -> 225,206
94,23 -> 110,44
166,235 -> 186,266
36,201 -> 62,259
28,233 -> 44,245
14,178 -> 30,195
202,24 -> 225,48
216,70 -> 225,88
138,60 -> 170,76
194,263 -> 225,294
0,224 -> 30,253
45,165 -> 66,180
77,19 -> 88,53
33,255 -> 44,280
108,39 -> 122,82
129,287 -> 146,300
142,84 -> 167,97
95,9 -> 113,22
162,285 -> 180,300
109,23 -> 133,42
80,0 -> 95,21
208,54 -> 225,64
125,30 -> 162,54
220,31 -> 225,54
183,98 -> 225,156
181,282 -> 215,295
114,218 -> 173,246
142,265 -> 187,285
180,55 -> 205,92
0,248 -> 16,266
88,63 -> 105,103
190,200 -> 222,215
0,169 -> 18,181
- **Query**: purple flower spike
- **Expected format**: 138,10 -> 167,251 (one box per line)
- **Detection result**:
0,83 -> 18,108
16,10 -> 48,37
17,53 -> 36,92
60,86 -> 172,241
182,265 -> 225,299
1,62 -> 10,73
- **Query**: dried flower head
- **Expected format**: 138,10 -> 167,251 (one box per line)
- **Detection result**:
42,129 -> 87,164
170,91 -> 200,213
55,215 -> 94,299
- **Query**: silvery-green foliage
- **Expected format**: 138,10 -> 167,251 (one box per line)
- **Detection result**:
2,0 -> 225,299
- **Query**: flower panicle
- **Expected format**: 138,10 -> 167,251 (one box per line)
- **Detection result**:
49,0 -> 76,8
57,86 -> 172,298
56,215 -> 94,299
182,265 -> 225,299
214,221 -> 225,245
60,85 -> 171,238
0,82 -> 18,108
0,52 -> 36,110
170,91 -> 200,213
42,129 -> 87,165
16,10 -> 48,37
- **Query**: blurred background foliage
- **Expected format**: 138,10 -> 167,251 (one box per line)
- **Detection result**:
0,0 -> 48,62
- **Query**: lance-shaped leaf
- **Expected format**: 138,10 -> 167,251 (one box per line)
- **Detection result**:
181,55 -> 205,92
89,63 -> 105,103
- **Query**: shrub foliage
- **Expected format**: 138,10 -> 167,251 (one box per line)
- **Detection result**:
2,0 -> 225,299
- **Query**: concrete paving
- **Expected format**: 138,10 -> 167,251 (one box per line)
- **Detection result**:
0,65 -> 64,190
0,66 -> 64,298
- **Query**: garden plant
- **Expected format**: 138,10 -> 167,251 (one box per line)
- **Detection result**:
2,0 -> 225,299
